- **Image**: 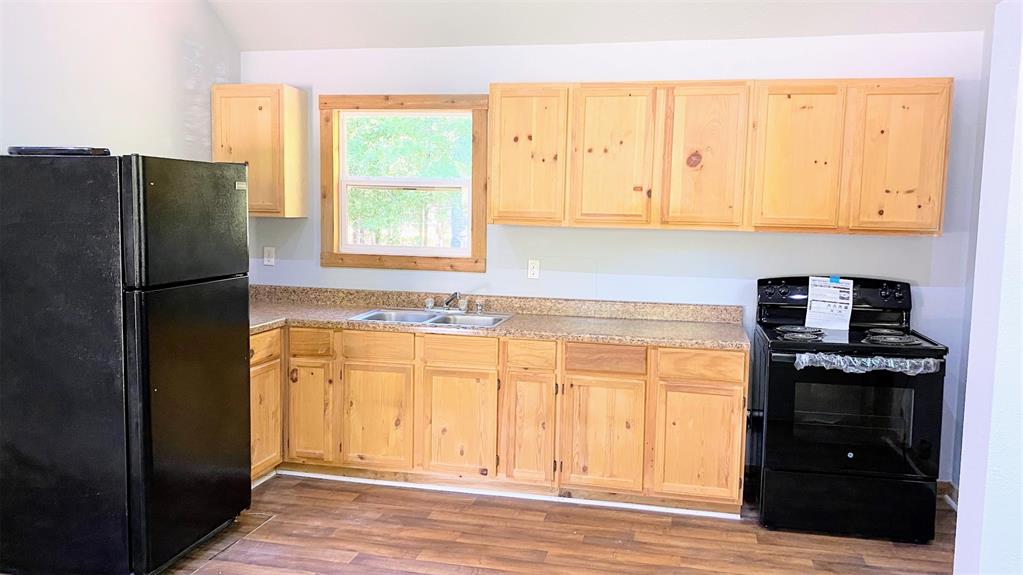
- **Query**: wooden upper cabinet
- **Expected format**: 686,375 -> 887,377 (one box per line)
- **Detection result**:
651,381 -> 744,502
569,86 -> 657,225
750,81 -> 847,229
844,79 -> 951,233
489,84 -> 569,224
662,83 -> 750,227
560,373 -> 646,492
212,83 -> 307,218
341,362 -> 414,470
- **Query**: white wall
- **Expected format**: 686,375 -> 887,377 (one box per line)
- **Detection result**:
1,0 -> 239,160
954,1 -> 1023,573
243,31 -> 988,481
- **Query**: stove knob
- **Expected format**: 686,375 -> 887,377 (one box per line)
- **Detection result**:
779,285 -> 790,296
894,287 -> 905,301
879,283 -> 891,300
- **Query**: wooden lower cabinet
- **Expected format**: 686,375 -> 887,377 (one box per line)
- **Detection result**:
500,369 -> 557,485
340,361 -> 414,470
651,380 -> 745,503
250,359 -> 283,478
420,366 -> 499,478
286,356 -> 336,464
560,373 -> 646,492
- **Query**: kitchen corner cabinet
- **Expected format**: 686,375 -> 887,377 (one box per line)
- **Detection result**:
844,79 -> 952,232
285,328 -> 337,464
489,85 -> 570,225
211,83 -> 308,218
419,335 -> 499,478
249,329 -> 283,478
662,83 -> 751,227
499,339 -> 559,485
569,85 -> 657,225
338,331 -> 415,471
750,80 -> 847,229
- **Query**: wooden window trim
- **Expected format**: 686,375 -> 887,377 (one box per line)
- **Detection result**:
319,94 -> 489,272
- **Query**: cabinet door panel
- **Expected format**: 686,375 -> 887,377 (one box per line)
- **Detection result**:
846,81 -> 950,232
653,381 -> 743,502
250,359 -> 283,478
501,370 -> 556,484
490,85 -> 569,224
570,87 -> 656,224
286,357 -> 335,463
422,367 -> 498,477
751,82 -> 845,228
341,362 -> 414,470
663,84 -> 750,226
213,89 -> 280,213
561,374 -> 645,491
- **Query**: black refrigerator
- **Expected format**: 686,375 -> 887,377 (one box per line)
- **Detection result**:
0,150 -> 252,575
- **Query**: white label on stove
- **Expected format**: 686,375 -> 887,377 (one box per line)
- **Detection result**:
805,276 -> 854,330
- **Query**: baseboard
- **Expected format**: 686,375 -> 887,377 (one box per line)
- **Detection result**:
274,468 -> 742,521
251,469 -> 277,489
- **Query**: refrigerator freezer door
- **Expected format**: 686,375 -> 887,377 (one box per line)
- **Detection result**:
125,276 -> 251,573
122,155 -> 249,288
0,155 -> 131,574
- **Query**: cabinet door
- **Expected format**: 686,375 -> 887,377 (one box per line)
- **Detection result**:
751,81 -> 846,228
341,362 -> 414,470
663,83 -> 750,227
652,381 -> 743,502
561,374 -> 645,491
250,359 -> 283,478
286,357 -> 335,463
500,370 -> 557,485
845,80 -> 951,232
422,367 -> 498,477
569,86 -> 657,225
212,86 -> 281,214
489,85 -> 569,224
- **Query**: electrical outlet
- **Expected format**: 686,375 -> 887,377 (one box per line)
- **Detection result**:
263,247 -> 276,266
527,259 -> 540,279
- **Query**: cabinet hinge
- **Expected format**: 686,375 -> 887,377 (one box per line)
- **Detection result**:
554,382 -> 559,396
496,454 -> 500,468
559,460 -> 563,472
553,459 -> 557,473
497,378 -> 501,391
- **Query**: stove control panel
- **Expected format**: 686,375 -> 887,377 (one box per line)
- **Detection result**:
757,276 -> 912,310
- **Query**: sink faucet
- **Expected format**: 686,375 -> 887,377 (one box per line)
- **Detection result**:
442,291 -> 460,309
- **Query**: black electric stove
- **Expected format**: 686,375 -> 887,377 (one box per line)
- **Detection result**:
747,276 -> 948,543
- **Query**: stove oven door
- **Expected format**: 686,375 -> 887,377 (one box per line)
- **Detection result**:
764,353 -> 943,479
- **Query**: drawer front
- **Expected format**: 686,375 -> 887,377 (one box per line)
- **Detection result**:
564,342 -> 647,375
250,328 -> 282,365
504,339 -> 557,370
342,330 -> 415,362
423,334 -> 498,366
289,327 -> 333,357
657,348 -> 746,383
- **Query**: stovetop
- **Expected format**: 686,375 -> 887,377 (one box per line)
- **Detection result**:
758,324 -> 949,357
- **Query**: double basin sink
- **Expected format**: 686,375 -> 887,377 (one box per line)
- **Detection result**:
349,309 -> 512,329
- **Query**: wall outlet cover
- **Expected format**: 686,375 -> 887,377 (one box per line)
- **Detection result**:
527,259 -> 540,279
263,246 -> 276,266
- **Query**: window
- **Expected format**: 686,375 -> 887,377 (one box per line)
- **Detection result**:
320,95 -> 488,271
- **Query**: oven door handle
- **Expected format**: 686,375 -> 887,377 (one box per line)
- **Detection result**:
771,353 -> 798,363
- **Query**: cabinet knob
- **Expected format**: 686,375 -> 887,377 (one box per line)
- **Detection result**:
289,368 -> 299,383
249,348 -> 255,360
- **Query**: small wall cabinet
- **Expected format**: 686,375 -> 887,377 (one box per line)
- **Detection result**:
211,83 -> 308,218
487,77 -> 952,235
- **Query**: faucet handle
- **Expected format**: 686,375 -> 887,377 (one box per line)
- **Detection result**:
425,297 -> 434,310
475,299 -> 484,314
458,298 -> 469,312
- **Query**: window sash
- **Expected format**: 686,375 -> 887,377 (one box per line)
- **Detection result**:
338,180 -> 472,258
339,109 -> 473,180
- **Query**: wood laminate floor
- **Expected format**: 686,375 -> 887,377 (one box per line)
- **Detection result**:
169,475 -> 956,575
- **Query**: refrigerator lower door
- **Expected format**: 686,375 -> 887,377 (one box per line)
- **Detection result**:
125,275 -> 251,573
122,155 -> 249,289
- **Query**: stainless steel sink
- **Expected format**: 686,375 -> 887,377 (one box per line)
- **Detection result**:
349,309 -> 441,323
348,308 -> 511,329
424,314 -> 511,328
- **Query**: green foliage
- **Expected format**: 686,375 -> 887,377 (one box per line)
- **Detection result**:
342,113 -> 472,249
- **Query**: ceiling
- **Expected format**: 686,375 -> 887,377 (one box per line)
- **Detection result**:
208,0 -> 997,52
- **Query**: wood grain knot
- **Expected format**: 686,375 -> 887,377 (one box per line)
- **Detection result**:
686,151 -> 702,168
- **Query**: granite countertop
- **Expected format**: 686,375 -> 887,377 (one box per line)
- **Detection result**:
250,301 -> 749,351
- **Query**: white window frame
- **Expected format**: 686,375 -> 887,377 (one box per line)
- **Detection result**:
337,109 -> 473,258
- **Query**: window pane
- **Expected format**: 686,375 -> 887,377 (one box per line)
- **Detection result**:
344,186 -> 470,252
343,113 -> 472,179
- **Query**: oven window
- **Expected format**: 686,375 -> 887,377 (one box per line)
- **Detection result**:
793,381 -> 914,447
